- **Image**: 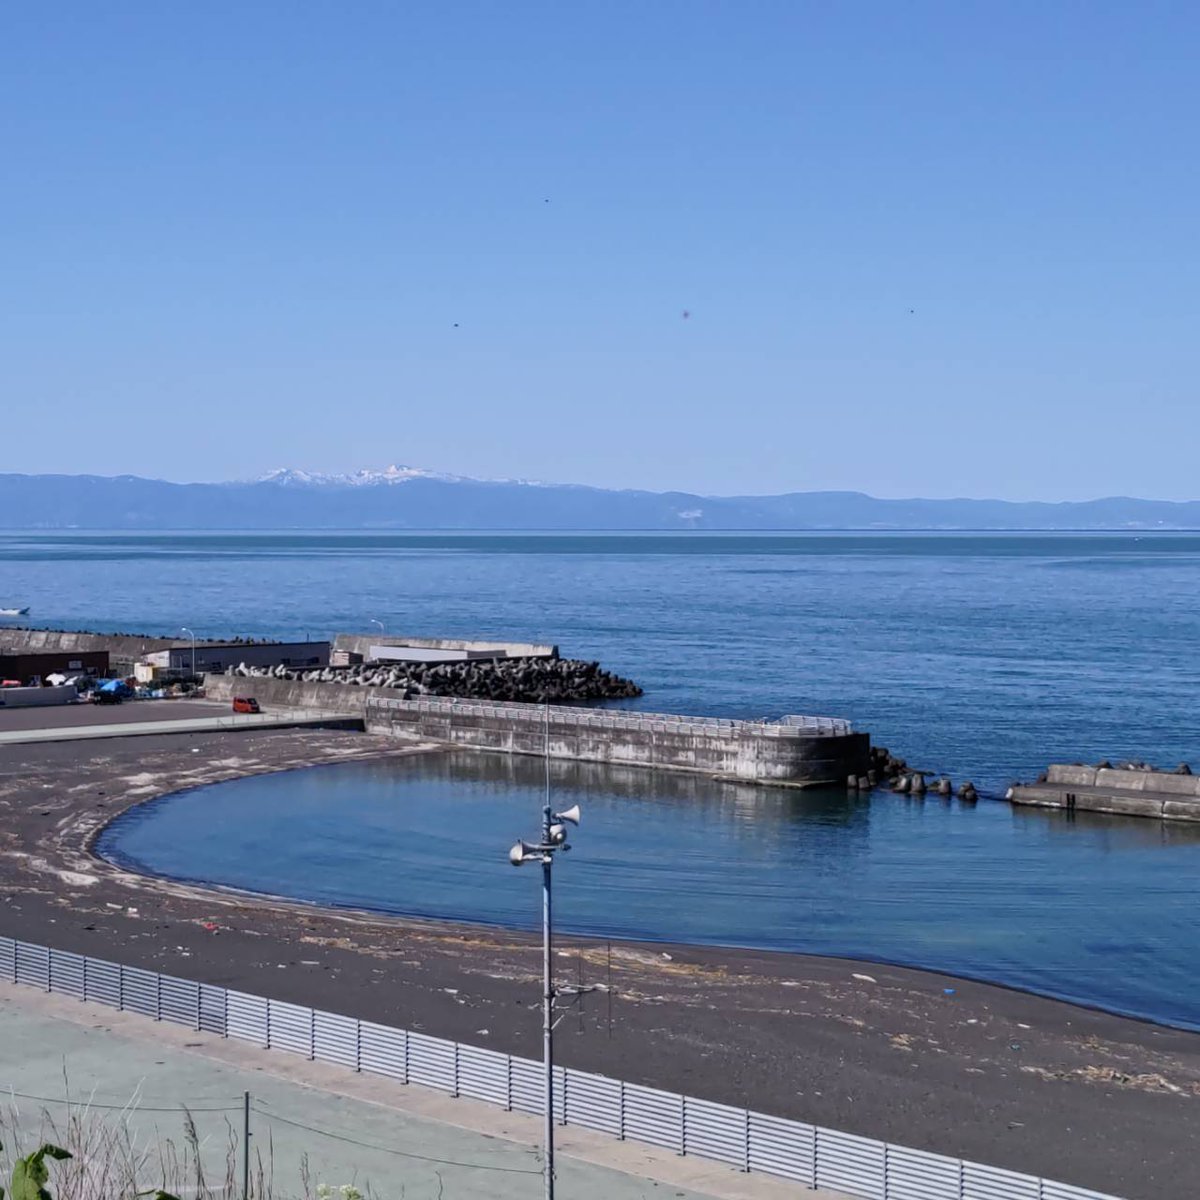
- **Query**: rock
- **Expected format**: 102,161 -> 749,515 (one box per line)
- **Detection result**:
893,775 -> 911,794
1174,763 -> 1193,775
847,775 -> 860,790
232,654 -> 643,703
935,777 -> 952,796
910,773 -> 927,795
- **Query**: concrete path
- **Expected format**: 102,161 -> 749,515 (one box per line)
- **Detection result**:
0,708 -> 360,746
0,982 -> 840,1200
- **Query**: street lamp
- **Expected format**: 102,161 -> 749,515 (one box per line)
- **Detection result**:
509,799 -> 582,1200
180,627 -> 196,676
369,618 -> 385,635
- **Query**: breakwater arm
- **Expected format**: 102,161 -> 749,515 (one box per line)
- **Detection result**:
202,675 -> 868,786
1010,763 -> 1200,821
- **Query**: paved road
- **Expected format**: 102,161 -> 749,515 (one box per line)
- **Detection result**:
0,983 -> 823,1200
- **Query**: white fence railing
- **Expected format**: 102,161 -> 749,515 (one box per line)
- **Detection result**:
0,937 -> 1118,1200
368,696 -> 854,739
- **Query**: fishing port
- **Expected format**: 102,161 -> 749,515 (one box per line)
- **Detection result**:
0,618 -> 1198,1200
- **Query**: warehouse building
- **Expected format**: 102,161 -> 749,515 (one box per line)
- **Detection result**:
147,640 -> 331,675
0,650 -> 110,685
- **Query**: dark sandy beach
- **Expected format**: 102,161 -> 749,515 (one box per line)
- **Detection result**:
0,727 -> 1195,1199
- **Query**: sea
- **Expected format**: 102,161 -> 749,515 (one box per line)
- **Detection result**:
7,531 -> 1200,1027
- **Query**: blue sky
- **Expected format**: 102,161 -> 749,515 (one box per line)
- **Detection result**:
3,2 -> 1197,499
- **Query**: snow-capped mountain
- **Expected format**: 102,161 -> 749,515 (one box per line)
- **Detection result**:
2,471 -> 1198,529
259,464 -> 469,487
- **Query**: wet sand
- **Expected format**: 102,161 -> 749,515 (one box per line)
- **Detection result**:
0,727 -> 1196,1199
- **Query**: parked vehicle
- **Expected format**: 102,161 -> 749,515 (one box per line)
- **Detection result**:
94,679 -> 134,704
232,696 -> 261,714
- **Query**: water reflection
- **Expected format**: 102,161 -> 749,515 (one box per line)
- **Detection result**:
98,751 -> 1200,1029
1010,801 -> 1200,847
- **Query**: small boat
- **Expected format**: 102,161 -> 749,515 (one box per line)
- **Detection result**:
0,607 -> 30,617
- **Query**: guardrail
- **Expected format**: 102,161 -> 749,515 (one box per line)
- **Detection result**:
0,936 -> 1117,1200
368,696 -> 853,739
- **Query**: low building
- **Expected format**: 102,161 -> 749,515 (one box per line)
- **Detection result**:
0,650 -> 110,685
147,641 -> 331,675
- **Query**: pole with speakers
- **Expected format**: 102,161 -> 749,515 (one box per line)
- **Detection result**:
509,711 -> 585,1200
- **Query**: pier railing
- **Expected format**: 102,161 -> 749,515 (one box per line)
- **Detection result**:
367,696 -> 854,739
0,936 -> 1117,1200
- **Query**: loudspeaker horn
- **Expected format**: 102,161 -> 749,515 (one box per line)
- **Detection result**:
554,804 -> 581,827
509,840 -> 541,866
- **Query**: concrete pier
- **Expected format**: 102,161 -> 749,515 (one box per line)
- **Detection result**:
1010,764 -> 1200,822
203,674 -> 869,787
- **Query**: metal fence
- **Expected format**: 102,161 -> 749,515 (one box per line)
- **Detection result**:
0,937 -> 1118,1200
368,696 -> 854,739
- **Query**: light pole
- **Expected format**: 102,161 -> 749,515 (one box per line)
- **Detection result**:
180,627 -> 196,676
509,772 -> 582,1200
369,618 -> 385,635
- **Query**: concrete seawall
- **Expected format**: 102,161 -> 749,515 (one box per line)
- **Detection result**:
0,685 -> 78,709
0,629 -> 182,673
1010,764 -> 1200,822
204,675 -> 869,787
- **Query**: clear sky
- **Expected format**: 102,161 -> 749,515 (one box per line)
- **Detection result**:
3,2 -> 1197,500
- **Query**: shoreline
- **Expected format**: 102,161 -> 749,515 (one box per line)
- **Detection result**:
2,728 -> 1199,1197
94,834 -> 1198,1038
87,745 -> 1191,1035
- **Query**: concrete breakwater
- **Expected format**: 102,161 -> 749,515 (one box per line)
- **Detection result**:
203,674 -> 869,786
332,632 -> 558,660
226,656 -> 642,702
1010,763 -> 1200,822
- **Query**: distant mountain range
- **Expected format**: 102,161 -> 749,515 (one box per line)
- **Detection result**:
2,467 -> 1199,530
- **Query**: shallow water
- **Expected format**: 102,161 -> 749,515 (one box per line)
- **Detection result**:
97,751 -> 1200,1029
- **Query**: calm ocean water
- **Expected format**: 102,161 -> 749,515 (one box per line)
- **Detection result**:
98,753 -> 1200,1029
7,531 -> 1200,1024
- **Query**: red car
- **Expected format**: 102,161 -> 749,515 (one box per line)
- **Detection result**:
232,696 -> 261,714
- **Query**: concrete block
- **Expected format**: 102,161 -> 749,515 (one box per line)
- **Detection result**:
1096,769 -> 1153,792
1046,765 -> 1097,786
1162,800 -> 1200,822
1087,792 -> 1165,819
